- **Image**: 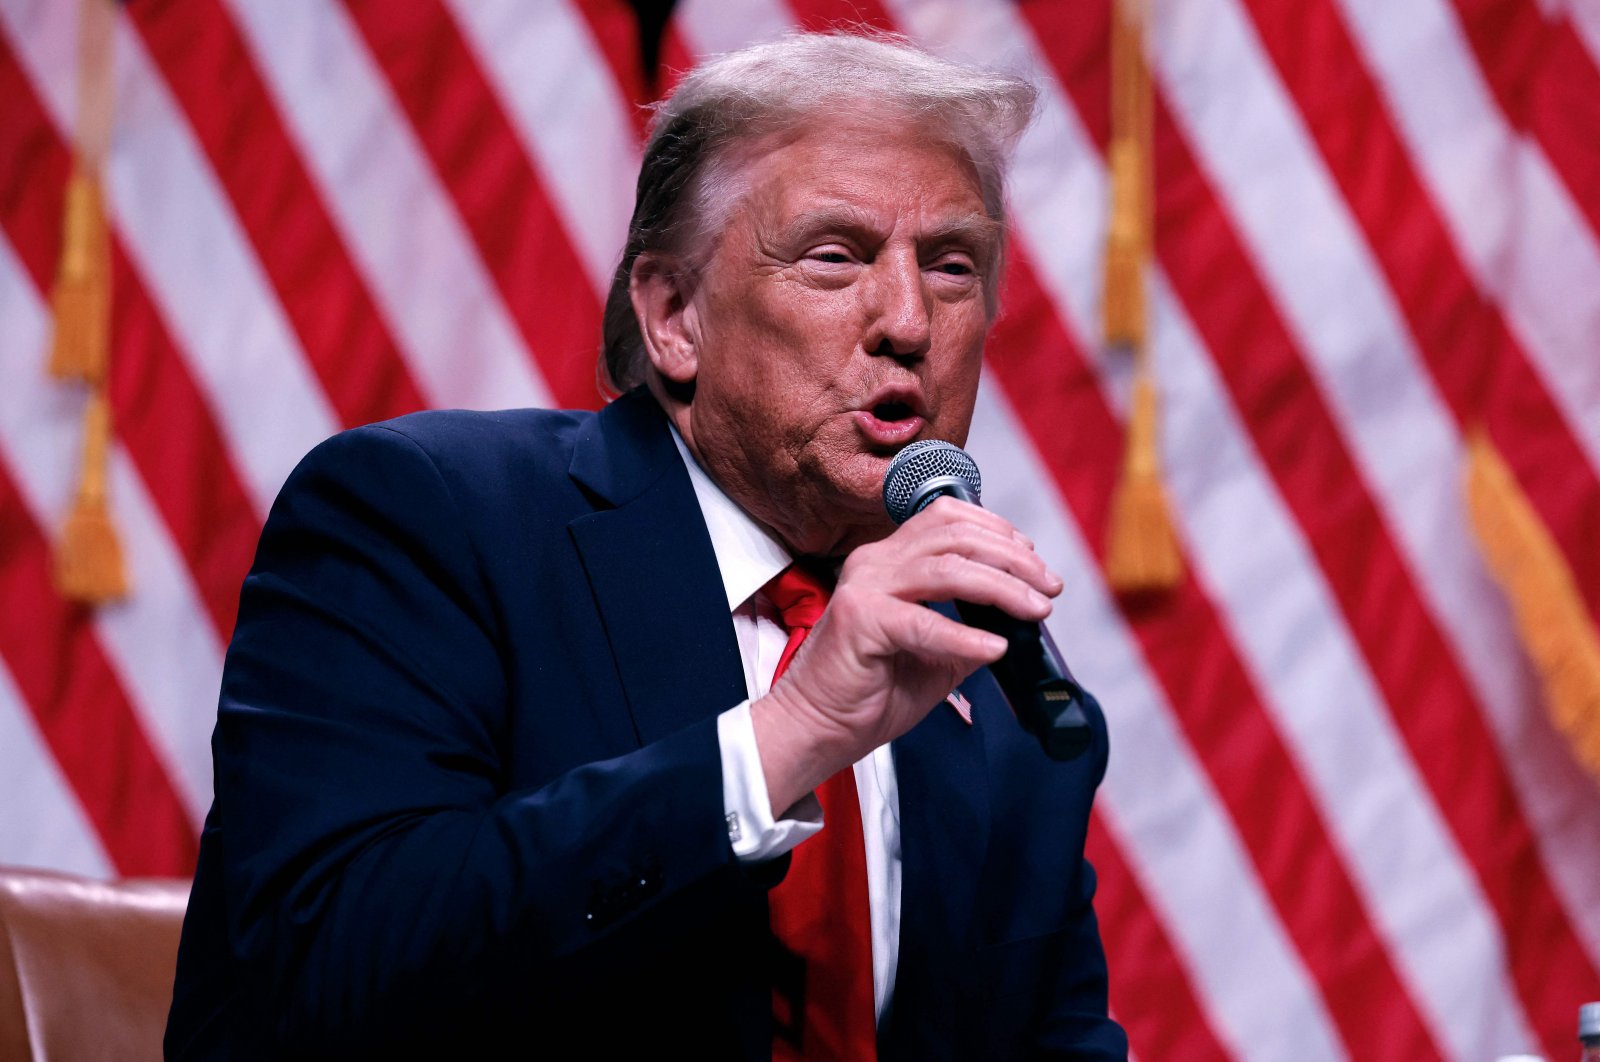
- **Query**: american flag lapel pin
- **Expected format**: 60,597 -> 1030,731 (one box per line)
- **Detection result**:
946,689 -> 973,725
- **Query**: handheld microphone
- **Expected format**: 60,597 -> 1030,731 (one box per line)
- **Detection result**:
883,440 -> 1095,761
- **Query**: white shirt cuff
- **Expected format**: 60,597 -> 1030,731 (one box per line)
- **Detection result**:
717,700 -> 822,862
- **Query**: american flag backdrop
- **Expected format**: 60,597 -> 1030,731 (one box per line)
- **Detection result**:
3,0 -> 1599,1058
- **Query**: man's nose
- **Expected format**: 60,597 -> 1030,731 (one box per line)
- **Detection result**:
865,251 -> 933,359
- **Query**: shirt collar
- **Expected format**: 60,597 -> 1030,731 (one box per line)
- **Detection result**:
669,425 -> 792,613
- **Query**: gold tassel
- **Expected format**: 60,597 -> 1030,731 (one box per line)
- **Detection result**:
1103,138 -> 1146,348
1465,432 -> 1600,781
56,389 -> 128,604
1105,374 -> 1183,592
47,166 -> 111,383
1102,0 -> 1181,593
50,0 -> 127,606
1102,0 -> 1149,349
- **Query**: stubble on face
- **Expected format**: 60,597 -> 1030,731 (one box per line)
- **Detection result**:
665,116 -> 998,557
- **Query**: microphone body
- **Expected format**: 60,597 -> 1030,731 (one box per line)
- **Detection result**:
883,441 -> 1096,761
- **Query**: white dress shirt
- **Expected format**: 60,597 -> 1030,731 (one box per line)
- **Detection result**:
668,428 -> 902,1021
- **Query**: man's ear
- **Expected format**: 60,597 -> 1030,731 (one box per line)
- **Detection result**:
630,253 -> 700,386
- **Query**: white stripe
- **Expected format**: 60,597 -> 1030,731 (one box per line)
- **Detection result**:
970,382 -> 1346,1062
219,0 -> 551,413
1151,272 -> 1537,1057
1335,0 -> 1600,475
0,0 -> 338,514
443,0 -> 638,292
676,0 -> 792,55
0,659 -> 114,878
1156,0 -> 1600,968
1560,0 -> 1600,72
0,231 -> 220,824
890,0 -> 1543,1054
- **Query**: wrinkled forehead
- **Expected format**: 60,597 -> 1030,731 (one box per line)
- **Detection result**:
704,111 -> 995,247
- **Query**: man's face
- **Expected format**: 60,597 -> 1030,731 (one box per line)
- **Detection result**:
667,116 -> 998,556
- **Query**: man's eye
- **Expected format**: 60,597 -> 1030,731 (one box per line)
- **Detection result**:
812,250 -> 852,264
934,259 -> 975,276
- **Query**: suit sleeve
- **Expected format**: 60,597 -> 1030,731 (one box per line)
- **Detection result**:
1031,862 -> 1129,1058
209,424 -> 747,1048
1032,704 -> 1129,1059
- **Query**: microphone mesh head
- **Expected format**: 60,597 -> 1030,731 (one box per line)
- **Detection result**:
882,440 -> 982,524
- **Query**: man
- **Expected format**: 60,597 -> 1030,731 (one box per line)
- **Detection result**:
167,32 -> 1126,1060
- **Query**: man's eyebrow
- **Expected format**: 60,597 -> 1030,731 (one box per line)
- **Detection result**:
922,214 -> 1004,257
775,207 -> 1003,255
776,205 -> 889,244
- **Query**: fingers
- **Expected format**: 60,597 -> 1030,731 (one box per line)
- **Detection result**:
837,553 -> 1048,628
914,522 -> 1060,596
917,494 -> 1025,542
841,497 -> 1062,619
877,596 -> 1008,663
909,498 -> 1057,588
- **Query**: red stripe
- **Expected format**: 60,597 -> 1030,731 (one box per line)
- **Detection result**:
1242,0 -> 1600,765
0,35 -> 260,644
127,0 -> 428,427
1019,3 -> 1600,1054
1241,0 -> 1600,623
1144,78 -> 1591,1062
1312,0 -> 1600,618
788,3 -> 895,32
989,254 -> 1442,1062
0,44 -> 61,290
785,1 -> 1439,1055
1235,0 -> 1600,1046
107,241 -> 263,640
0,42 -> 71,289
1087,815 -> 1231,1061
344,0 -> 606,410
656,23 -> 694,100
571,3 -> 690,122
0,466 -> 198,877
569,0 -> 659,137
1445,0 -> 1600,246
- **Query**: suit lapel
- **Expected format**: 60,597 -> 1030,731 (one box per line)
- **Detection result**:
892,641 -> 992,961
566,390 -> 748,745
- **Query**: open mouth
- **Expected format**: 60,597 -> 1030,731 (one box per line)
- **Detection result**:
855,395 -> 927,446
872,399 -> 918,423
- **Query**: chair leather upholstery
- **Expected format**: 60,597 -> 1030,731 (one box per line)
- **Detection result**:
0,868 -> 189,1062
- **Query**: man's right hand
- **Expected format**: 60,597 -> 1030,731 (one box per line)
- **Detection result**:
750,496 -> 1063,817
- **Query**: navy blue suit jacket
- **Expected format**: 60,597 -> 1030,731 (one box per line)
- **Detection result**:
166,388 -> 1126,1059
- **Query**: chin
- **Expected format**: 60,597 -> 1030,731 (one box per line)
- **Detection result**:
828,481 -> 899,551
836,454 -> 895,506
771,482 -> 887,558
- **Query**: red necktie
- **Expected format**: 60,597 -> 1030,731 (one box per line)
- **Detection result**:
763,563 -> 877,1061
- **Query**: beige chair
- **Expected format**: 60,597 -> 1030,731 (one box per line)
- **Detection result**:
0,868 -> 189,1062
